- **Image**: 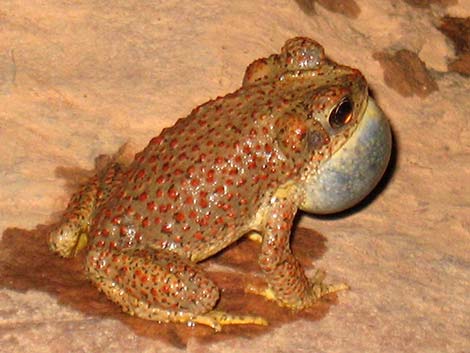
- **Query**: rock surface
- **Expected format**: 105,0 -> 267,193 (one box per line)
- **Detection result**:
0,1 -> 469,352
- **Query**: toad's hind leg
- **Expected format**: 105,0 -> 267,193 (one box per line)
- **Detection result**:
47,174 -> 100,258
86,248 -> 267,331
48,163 -> 123,258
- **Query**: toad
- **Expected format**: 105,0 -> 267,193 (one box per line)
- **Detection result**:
48,37 -> 392,331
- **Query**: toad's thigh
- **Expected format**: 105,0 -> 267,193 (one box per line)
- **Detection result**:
86,248 -> 219,315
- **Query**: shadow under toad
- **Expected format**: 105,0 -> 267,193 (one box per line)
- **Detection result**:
1,210 -> 335,348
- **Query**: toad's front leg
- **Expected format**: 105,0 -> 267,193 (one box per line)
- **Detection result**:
255,187 -> 348,309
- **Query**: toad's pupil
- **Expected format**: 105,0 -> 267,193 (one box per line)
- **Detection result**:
329,98 -> 353,129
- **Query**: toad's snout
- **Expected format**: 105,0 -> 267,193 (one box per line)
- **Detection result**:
301,98 -> 392,214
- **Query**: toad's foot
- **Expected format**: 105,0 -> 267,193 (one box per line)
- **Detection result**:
246,270 -> 349,309
191,310 -> 268,332
246,231 -> 263,243
309,269 -> 349,301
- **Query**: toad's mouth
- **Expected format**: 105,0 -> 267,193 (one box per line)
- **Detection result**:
301,97 -> 392,214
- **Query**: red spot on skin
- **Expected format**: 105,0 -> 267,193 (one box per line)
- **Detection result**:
185,196 -> 193,205
96,240 -> 105,247
170,139 -> 178,148
136,169 -> 146,179
151,288 -> 159,297
156,189 -> 164,198
229,167 -> 238,176
139,192 -> 148,201
174,212 -> 185,223
215,186 -> 225,194
126,206 -> 134,216
101,229 -> 110,237
240,198 -> 248,205
147,201 -> 156,211
109,241 -> 117,250
189,210 -> 197,219
199,153 -> 207,162
135,152 -> 145,163
243,145 -> 251,154
191,179 -> 200,187
162,223 -> 172,233
112,216 -> 121,225
187,166 -> 196,176
206,169 -> 215,183
154,217 -> 161,225
237,178 -> 247,186
142,217 -> 149,228
199,197 -> 209,208
148,155 -> 158,163
194,232 -> 204,241
215,156 -> 224,164
198,119 -> 207,127
159,204 -> 169,213
168,187 -> 178,200
156,175 -> 165,184
199,214 -> 210,226
162,163 -> 170,171
150,136 -> 164,145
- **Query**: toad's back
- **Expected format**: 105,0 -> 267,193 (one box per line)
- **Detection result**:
89,79 -> 315,261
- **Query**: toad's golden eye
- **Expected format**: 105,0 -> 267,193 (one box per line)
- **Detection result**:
329,97 -> 353,129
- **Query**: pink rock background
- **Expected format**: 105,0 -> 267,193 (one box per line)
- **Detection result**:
0,1 -> 469,352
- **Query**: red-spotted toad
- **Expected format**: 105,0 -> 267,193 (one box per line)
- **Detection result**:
48,37 -> 392,331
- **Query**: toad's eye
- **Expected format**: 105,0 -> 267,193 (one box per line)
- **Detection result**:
329,97 -> 353,129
